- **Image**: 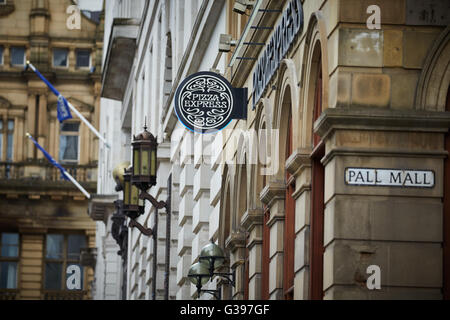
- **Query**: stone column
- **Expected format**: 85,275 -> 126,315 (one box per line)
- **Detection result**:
242,209 -> 264,300
18,229 -> 45,300
260,181 -> 285,300
286,148 -> 312,300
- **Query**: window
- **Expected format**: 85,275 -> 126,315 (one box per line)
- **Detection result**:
53,48 -> 68,68
0,46 -> 3,65
59,122 -> 79,162
0,0 -> 5,5
0,233 -> 19,289
44,234 -> 86,291
10,47 -> 25,66
0,119 -> 14,161
76,49 -> 90,68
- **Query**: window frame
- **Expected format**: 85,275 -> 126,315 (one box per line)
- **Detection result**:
59,121 -> 80,164
75,49 -> 91,69
0,118 -> 14,162
10,46 -> 26,67
52,48 -> 69,68
0,45 -> 4,65
43,233 -> 87,293
0,232 -> 20,290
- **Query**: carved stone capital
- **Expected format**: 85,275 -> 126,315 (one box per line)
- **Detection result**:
285,148 -> 312,177
225,232 -> 246,252
240,208 -> 264,231
260,181 -> 285,206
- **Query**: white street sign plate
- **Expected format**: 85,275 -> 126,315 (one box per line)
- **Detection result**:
344,168 -> 435,188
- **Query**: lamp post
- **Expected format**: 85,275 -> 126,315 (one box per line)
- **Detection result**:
188,241 -> 235,300
129,125 -> 171,301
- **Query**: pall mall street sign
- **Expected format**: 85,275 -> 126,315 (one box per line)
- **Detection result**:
345,168 -> 435,188
175,71 -> 247,133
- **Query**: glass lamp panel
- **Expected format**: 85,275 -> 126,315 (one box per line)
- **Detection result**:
188,262 -> 210,286
141,149 -> 149,175
150,150 -> 156,176
123,180 -> 130,205
200,242 -> 225,270
131,185 -> 139,206
133,149 -> 140,176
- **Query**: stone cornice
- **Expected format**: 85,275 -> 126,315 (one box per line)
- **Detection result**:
285,148 -> 312,177
240,208 -> 264,231
225,231 -> 246,252
259,181 -> 285,206
314,107 -> 450,141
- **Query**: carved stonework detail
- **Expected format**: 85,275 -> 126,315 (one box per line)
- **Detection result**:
240,208 -> 263,232
285,148 -> 312,177
259,181 -> 285,205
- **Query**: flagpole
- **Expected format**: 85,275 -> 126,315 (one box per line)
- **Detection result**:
26,61 -> 111,149
25,133 -> 91,199
62,171 -> 91,199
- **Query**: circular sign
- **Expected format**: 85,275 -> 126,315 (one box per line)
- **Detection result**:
174,71 -> 234,133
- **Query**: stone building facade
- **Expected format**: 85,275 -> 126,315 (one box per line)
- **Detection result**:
0,0 -> 102,300
96,0 -> 450,300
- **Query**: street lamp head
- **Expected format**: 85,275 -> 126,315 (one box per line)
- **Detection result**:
188,262 -> 211,288
113,161 -> 130,191
199,241 -> 226,272
122,166 -> 145,219
131,124 -> 158,191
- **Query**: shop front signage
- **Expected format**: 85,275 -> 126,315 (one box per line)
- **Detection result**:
345,168 -> 435,188
175,71 -> 247,133
252,0 -> 304,109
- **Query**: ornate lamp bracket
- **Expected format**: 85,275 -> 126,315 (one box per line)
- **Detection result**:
139,190 -> 168,210
128,219 -> 153,237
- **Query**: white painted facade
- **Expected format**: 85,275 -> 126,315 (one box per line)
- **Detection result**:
96,0 -> 228,300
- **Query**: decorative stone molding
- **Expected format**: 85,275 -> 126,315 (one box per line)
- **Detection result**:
415,25 -> 450,111
259,181 -> 285,206
285,148 -> 312,177
314,107 -> 450,141
225,231 -> 246,252
87,194 -> 118,223
0,0 -> 14,17
240,208 -> 263,232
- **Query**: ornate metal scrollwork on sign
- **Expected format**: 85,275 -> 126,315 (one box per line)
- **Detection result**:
175,71 -> 247,133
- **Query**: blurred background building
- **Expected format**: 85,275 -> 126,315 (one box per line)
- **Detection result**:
0,0 -> 102,300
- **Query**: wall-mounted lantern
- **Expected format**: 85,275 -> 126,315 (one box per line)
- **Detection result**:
128,124 -> 172,300
188,241 -> 235,300
131,124 -> 157,191
122,167 -> 145,220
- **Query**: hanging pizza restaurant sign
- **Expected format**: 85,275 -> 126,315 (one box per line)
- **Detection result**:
175,71 -> 247,133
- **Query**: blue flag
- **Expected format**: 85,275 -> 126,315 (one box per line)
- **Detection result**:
57,95 -> 73,122
26,133 -> 69,181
